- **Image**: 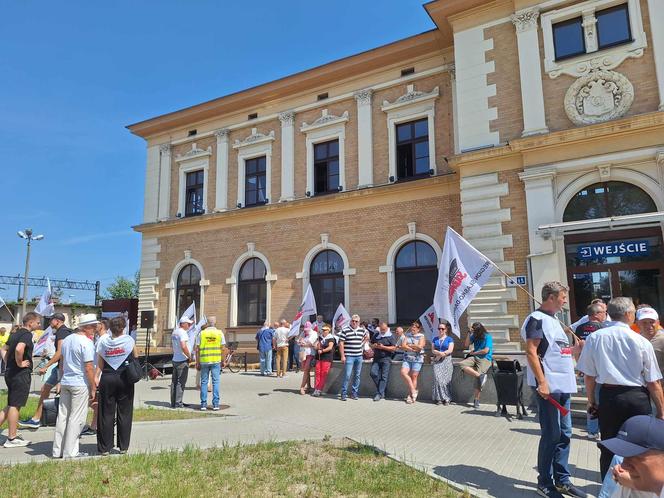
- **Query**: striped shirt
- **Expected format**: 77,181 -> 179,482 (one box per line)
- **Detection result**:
338,326 -> 368,357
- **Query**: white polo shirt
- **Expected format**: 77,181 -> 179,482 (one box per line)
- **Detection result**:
171,327 -> 190,362
577,321 -> 663,386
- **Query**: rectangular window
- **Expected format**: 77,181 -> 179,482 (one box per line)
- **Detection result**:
184,170 -> 204,217
244,156 -> 267,207
597,4 -> 631,50
396,118 -> 429,180
313,140 -> 340,195
553,16 -> 585,60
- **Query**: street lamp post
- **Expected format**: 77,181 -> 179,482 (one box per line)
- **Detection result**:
17,228 -> 44,317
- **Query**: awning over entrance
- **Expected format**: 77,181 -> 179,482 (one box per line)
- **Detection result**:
537,211 -> 664,237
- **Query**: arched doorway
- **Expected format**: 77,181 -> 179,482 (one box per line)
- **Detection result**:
563,181 -> 663,319
395,240 -> 438,323
310,250 -> 344,323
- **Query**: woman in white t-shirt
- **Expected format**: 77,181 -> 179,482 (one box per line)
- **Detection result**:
95,316 -> 137,455
298,321 -> 318,395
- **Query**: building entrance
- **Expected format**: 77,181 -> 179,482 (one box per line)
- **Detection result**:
565,228 -> 664,320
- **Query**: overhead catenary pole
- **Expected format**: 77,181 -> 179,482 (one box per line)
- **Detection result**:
21,236 -> 31,317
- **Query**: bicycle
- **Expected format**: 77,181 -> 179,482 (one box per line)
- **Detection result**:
222,342 -> 244,373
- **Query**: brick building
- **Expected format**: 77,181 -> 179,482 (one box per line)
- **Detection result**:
128,0 -> 664,351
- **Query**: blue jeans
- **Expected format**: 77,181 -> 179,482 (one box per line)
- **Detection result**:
200,363 -> 220,407
341,356 -> 363,397
259,350 -> 273,375
587,383 -> 601,435
535,390 -> 572,489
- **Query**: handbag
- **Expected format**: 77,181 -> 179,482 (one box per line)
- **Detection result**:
122,355 -> 142,384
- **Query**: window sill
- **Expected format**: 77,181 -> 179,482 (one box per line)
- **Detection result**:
394,173 -> 431,184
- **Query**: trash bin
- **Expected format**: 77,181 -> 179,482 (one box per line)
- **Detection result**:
493,360 -> 527,419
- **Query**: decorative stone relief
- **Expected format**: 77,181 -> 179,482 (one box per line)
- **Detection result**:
300,109 -> 349,132
564,69 -> 634,126
382,84 -> 439,110
278,111 -> 295,126
175,142 -> 212,162
232,128 -> 275,148
214,128 -> 230,139
353,89 -> 373,106
511,9 -> 539,33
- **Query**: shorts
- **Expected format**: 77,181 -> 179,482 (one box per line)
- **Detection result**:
459,356 -> 491,375
44,364 -> 60,386
401,360 -> 423,373
6,370 -> 31,408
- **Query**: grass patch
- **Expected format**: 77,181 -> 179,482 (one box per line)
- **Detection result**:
0,391 -> 221,428
0,440 -> 467,497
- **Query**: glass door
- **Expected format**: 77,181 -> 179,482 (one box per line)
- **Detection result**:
571,272 -> 612,319
617,269 -> 664,311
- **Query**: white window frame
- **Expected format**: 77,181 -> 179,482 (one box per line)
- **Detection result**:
233,128 -> 274,208
381,84 -> 439,182
541,0 -> 647,78
225,243 -> 277,328
165,250 -> 209,330
300,110 -> 348,197
175,143 -> 212,217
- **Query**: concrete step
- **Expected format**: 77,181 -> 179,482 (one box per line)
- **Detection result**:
493,341 -> 521,352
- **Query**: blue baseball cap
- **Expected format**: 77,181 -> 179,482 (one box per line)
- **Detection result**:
600,416 -> 664,457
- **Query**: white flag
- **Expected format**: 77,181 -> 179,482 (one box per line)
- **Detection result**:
179,302 -> 196,324
0,294 -> 6,308
33,326 -> 55,356
419,304 -> 439,342
288,284 -> 317,338
332,303 -> 351,331
35,278 -> 55,316
434,227 -> 493,337
189,315 -> 207,350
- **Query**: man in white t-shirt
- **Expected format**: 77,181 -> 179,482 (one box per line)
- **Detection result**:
52,314 -> 96,459
273,319 -> 290,378
171,317 -> 193,408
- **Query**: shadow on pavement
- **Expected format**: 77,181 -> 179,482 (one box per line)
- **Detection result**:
509,427 -> 596,443
24,440 -> 98,458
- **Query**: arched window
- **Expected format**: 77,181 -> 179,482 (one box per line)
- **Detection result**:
395,241 -> 437,323
310,250 -> 344,323
563,181 -> 656,222
177,264 -> 201,319
238,258 -> 267,326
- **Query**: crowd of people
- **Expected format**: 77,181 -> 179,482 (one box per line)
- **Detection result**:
0,312 -> 137,457
522,281 -> 664,498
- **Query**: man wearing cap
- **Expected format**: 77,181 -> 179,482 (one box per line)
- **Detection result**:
20,312 -> 73,429
601,415 -> 664,497
577,297 -> 664,480
52,313 -> 96,458
636,308 -> 664,381
171,316 -> 193,408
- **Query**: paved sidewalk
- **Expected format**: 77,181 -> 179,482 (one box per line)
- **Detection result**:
1,372 -> 601,497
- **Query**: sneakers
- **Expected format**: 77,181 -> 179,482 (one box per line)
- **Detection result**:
65,452 -> 89,459
537,487 -> 564,498
3,435 -> 31,448
312,390 -> 321,397
350,394 -> 359,400
587,432 -> 599,440
80,426 -> 97,436
340,395 -> 347,401
212,406 -> 220,411
556,483 -> 588,497
373,394 -> 382,402
200,405 -> 207,411
18,418 -> 40,429
473,399 -> 480,409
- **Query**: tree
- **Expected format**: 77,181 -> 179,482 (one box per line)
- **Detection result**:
105,272 -> 139,299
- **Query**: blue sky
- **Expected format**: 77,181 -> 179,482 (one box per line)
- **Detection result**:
0,0 -> 433,304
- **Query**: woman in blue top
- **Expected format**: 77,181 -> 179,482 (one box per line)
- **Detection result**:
431,320 -> 455,405
459,322 -> 493,409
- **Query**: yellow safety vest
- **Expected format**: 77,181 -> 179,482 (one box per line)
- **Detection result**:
198,328 -> 223,364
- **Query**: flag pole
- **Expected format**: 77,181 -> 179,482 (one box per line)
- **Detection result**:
485,259 -> 581,343
0,302 -> 17,323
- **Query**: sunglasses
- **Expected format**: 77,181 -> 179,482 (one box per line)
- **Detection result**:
438,327 -> 446,330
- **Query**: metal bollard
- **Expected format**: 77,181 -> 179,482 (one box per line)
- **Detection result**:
244,352 -> 247,372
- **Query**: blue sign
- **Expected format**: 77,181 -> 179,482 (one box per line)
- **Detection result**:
577,240 -> 650,260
